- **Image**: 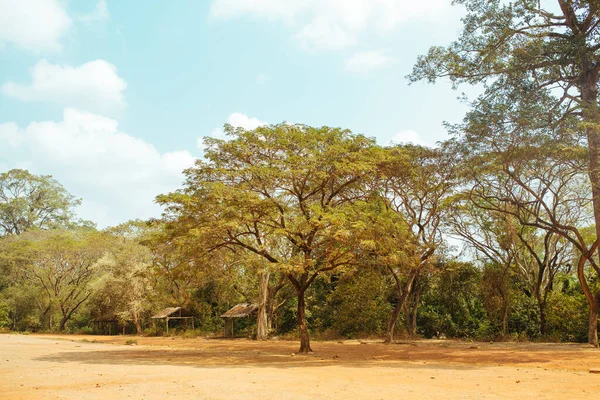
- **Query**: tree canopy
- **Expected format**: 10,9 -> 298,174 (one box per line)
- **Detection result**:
0,169 -> 81,236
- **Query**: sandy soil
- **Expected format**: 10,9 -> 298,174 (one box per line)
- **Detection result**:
1,334 -> 599,399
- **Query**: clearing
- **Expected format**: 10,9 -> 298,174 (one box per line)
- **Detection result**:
1,334 -> 599,399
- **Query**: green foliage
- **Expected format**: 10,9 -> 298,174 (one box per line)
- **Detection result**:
88,231 -> 154,333
410,0 -> 600,104
143,326 -> 162,337
0,229 -> 108,331
418,262 -> 486,338
0,114 -> 596,345
545,275 -> 590,342
508,291 -> 540,340
327,270 -> 391,338
0,283 -> 43,331
479,263 -> 512,336
0,299 -> 10,328
411,0 -> 600,346
157,123 -> 382,350
0,169 -> 84,236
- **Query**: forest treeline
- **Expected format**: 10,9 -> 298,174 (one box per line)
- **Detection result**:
2,1 -> 600,353
0,123 -> 595,352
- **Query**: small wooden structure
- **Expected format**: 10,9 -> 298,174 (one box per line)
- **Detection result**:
220,303 -> 258,338
151,307 -> 194,334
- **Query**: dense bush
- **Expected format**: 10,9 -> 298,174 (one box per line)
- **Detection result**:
327,270 -> 390,338
418,263 -> 486,339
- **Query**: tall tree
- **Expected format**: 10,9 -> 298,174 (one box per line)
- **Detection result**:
449,204 -> 516,335
441,64 -> 600,343
448,92 -> 599,342
410,1 -> 600,344
450,199 -> 571,335
158,124 -> 377,353
511,223 -> 572,335
93,226 -> 154,334
377,144 -> 457,342
0,169 -> 80,236
2,229 -> 107,331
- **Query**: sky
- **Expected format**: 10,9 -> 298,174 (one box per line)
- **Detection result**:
0,0 -> 472,228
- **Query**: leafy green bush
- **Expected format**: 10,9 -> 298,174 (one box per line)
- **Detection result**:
0,300 -> 10,328
545,290 -> 588,342
74,326 -> 94,335
507,292 -> 540,340
418,262 -> 487,339
143,326 -> 162,337
327,270 -> 390,338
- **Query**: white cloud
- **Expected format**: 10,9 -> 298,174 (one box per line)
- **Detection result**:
210,0 -> 453,50
390,130 -> 430,147
0,109 -> 196,227
227,112 -> 267,130
0,0 -> 109,53
344,50 -> 393,73
77,0 -> 110,23
295,16 -> 357,50
198,112 -> 267,151
0,0 -> 72,52
1,60 -> 127,114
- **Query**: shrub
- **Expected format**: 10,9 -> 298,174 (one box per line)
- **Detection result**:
0,300 -> 10,328
327,270 -> 390,338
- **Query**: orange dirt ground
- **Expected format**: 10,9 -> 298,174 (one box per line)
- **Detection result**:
1,334 -> 599,399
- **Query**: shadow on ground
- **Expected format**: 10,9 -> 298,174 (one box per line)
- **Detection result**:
31,338 -> 596,371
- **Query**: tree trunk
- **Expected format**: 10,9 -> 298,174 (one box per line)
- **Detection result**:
581,68 -> 600,347
410,284 -> 423,337
296,288 -> 312,353
535,294 -> 546,337
403,302 -> 411,334
266,275 -> 286,332
385,300 -> 403,344
40,304 -> 51,332
577,248 -> 600,346
384,270 -> 417,343
588,297 -> 599,347
266,288 -> 275,332
59,315 -> 68,332
502,303 -> 508,337
582,69 -> 600,247
256,270 -> 270,340
133,311 -> 143,334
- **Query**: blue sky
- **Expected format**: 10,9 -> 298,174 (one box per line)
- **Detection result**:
0,0 -> 472,227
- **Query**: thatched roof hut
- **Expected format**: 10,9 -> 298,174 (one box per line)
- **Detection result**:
151,307 -> 194,334
220,303 -> 258,319
152,307 -> 185,319
220,303 -> 258,338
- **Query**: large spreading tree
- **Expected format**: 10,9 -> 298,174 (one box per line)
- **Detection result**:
2,229 -> 108,331
411,0 -> 600,345
377,145 -> 457,342
158,123 -> 378,352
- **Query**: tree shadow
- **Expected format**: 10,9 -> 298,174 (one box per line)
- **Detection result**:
32,339 -> 584,371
